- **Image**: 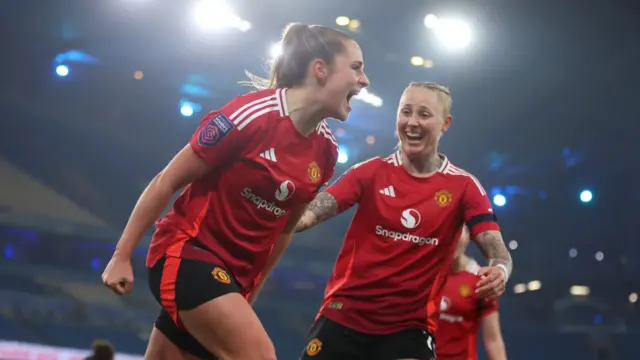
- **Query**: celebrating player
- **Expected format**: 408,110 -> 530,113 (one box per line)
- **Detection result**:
101,23 -> 369,360
290,82 -> 513,360
436,227 -> 507,360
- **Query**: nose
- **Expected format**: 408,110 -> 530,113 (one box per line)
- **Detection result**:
358,72 -> 370,88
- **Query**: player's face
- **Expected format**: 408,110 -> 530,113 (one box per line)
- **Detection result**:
319,40 -> 369,121
397,87 -> 452,158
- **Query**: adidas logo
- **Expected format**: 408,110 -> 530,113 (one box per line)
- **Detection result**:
379,186 -> 396,198
259,148 -> 277,162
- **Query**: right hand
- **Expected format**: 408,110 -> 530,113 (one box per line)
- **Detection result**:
102,253 -> 134,295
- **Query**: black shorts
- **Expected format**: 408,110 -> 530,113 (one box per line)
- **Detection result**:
148,255 -> 241,360
299,316 -> 436,360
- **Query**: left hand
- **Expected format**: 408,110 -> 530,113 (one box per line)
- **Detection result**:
476,266 -> 507,301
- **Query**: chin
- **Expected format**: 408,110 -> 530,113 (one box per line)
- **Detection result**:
331,109 -> 349,122
401,142 -> 430,158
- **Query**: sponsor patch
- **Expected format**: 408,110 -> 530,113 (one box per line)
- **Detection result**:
198,113 -> 234,147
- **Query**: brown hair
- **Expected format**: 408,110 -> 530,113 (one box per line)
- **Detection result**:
245,23 -> 354,89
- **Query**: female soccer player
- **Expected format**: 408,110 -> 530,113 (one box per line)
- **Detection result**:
286,82 -> 513,360
101,23 -> 369,360
436,227 -> 507,360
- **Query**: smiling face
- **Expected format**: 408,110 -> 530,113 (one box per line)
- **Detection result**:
396,83 -> 452,159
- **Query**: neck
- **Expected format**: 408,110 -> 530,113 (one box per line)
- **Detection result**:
452,254 -> 471,273
402,150 -> 442,177
285,87 -> 325,136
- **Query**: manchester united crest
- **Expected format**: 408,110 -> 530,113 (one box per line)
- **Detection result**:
459,284 -> 471,297
307,161 -> 322,184
305,338 -> 322,356
434,190 -> 453,207
212,267 -> 231,284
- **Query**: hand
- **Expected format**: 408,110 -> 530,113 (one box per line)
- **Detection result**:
102,253 -> 134,295
476,266 -> 506,301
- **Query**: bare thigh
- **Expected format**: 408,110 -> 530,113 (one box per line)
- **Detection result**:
179,292 -> 276,360
144,327 -> 203,360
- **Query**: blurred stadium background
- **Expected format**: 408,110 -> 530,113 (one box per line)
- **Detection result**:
0,0 -> 639,359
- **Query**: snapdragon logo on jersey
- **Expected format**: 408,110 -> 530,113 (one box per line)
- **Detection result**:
240,180 -> 294,217
375,208 -> 439,246
274,180 -> 295,201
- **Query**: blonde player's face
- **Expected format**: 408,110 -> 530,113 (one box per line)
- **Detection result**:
320,40 -> 369,121
397,87 -> 451,158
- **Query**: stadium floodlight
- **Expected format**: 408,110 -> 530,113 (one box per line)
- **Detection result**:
431,17 -> 473,50
192,0 -> 251,32
56,65 -> 69,77
337,146 -> 349,164
270,43 -> 282,59
424,14 -> 438,29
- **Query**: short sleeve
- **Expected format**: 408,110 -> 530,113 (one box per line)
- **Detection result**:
461,176 -> 500,239
189,97 -> 262,169
324,158 -> 376,212
478,297 -> 499,318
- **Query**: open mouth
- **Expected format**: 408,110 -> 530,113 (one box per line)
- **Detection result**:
346,90 -> 360,103
405,131 -> 424,141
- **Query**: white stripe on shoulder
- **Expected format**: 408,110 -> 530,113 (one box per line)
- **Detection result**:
317,120 -> 338,147
383,151 -> 402,166
352,156 -> 380,170
276,88 -> 290,117
229,93 -> 280,130
443,164 -> 487,196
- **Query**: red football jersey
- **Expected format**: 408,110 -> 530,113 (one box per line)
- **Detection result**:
318,151 -> 499,334
435,260 -> 499,360
146,88 -> 338,294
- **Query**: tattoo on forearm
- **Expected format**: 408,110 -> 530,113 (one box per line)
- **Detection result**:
295,192 -> 339,232
477,231 -> 513,275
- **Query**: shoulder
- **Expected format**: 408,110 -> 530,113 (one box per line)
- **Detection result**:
314,120 -> 339,158
222,88 -> 287,130
440,158 -> 488,195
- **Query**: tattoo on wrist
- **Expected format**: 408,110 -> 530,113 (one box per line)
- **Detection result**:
477,231 -> 513,277
295,192 -> 339,232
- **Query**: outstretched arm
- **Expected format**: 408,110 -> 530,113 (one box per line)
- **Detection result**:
294,192 -> 340,232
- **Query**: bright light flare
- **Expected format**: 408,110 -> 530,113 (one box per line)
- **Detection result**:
570,285 -> 590,296
424,14 -> 438,29
193,0 -> 251,32
432,18 -> 473,50
56,65 -> 69,77
353,88 -> 383,107
336,16 -> 350,26
270,43 -> 282,59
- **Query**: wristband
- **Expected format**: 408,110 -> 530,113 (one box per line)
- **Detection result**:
496,264 -> 510,283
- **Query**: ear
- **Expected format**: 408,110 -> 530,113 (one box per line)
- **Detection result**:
311,58 -> 330,84
441,115 -> 453,133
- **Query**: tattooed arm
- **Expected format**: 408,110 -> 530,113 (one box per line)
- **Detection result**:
474,230 -> 513,300
294,192 -> 340,233
475,230 -> 513,277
